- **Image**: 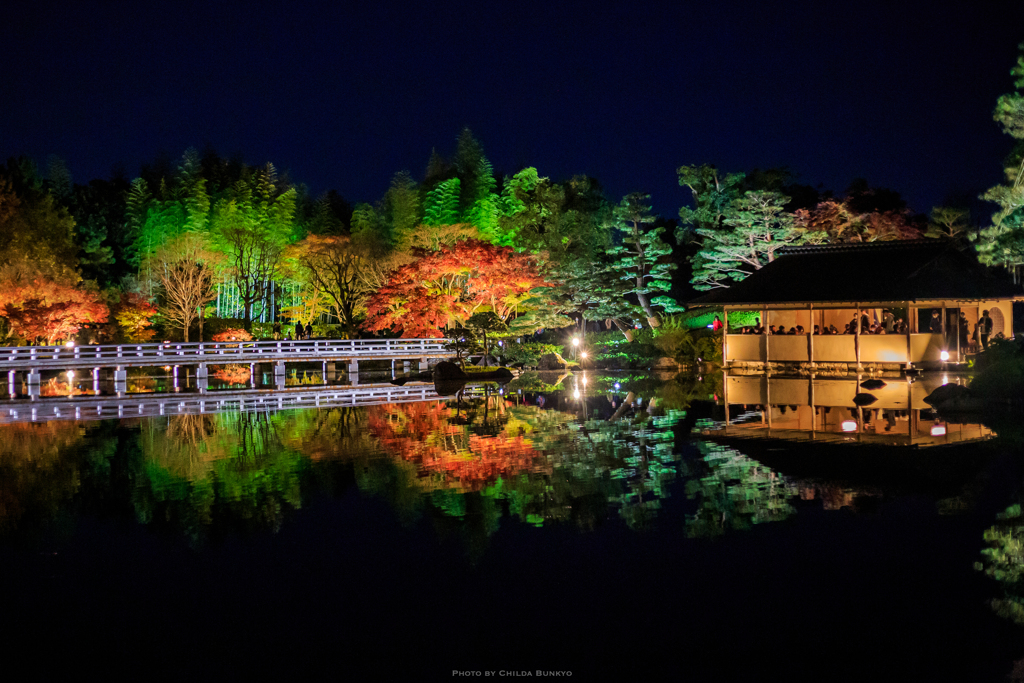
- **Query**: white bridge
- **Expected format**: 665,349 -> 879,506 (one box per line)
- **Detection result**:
0,338 -> 450,393
0,382 -> 444,425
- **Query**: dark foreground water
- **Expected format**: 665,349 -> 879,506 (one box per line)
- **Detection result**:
2,372 -> 1024,681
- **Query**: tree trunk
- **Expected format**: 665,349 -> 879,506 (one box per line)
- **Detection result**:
611,318 -> 634,342
636,284 -> 659,327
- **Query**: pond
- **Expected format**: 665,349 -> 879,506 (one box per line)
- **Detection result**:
1,369 -> 1022,681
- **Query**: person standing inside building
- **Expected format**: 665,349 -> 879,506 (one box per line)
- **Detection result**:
979,310 -> 994,350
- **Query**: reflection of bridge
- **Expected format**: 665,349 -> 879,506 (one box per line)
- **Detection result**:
0,382 -> 442,425
0,338 -> 449,395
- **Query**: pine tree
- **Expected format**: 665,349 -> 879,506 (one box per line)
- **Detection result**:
974,43 -> 1024,282
692,190 -> 802,291
607,193 -> 678,327
676,164 -> 746,245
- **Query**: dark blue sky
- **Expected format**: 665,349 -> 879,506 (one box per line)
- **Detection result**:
3,0 -> 1024,221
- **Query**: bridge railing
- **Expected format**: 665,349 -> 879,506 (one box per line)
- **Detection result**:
0,338 -> 451,370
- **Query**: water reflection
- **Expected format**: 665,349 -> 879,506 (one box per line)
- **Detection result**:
135,411 -> 305,542
0,371 -> 999,553
714,373 -> 995,447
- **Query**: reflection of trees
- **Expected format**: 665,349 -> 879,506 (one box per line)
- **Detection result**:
363,401 -> 692,537
0,421 -> 90,533
682,441 -> 798,538
211,364 -> 251,385
367,402 -> 542,493
0,421 -> 119,542
977,505 -> 1024,625
134,411 -> 304,543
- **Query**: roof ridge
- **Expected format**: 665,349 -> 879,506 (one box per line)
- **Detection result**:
779,239 -> 948,255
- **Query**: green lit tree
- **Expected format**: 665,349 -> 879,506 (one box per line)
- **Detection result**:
607,193 -> 678,327
974,42 -> 1024,282
212,164 -> 297,330
691,190 -> 803,290
676,164 -> 746,245
465,311 -> 507,366
422,177 -> 462,226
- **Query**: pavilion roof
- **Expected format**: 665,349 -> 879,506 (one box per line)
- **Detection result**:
688,240 -> 1022,307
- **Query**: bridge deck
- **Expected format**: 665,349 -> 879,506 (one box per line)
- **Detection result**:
0,338 -> 450,371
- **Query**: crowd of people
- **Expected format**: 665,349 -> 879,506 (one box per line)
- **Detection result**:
722,308 -> 996,352
726,310 -> 909,337
270,321 -> 314,341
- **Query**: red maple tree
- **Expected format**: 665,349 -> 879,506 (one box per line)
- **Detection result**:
0,277 -> 109,344
362,239 -> 548,338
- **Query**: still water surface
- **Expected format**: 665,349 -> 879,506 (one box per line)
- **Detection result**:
1,371 -> 1023,680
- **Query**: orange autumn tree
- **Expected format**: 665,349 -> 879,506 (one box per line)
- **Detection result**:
115,292 -> 158,342
0,276 -> 108,344
362,239 -> 548,338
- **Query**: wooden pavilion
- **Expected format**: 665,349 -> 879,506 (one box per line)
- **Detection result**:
689,241 -> 1022,370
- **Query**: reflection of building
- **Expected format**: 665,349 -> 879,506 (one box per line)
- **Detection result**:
710,374 -> 995,447
690,241 -> 1021,369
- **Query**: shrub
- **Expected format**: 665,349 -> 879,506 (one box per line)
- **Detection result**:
502,341 -> 564,365
211,328 -> 254,343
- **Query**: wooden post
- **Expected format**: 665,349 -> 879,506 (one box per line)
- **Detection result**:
764,308 -> 770,366
723,368 -> 730,426
855,302 -> 862,371
955,306 -> 961,362
809,375 -> 815,439
905,302 -> 913,371
808,304 -> 814,367
722,308 -> 729,366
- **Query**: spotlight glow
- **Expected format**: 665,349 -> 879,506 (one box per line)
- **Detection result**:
841,420 -> 858,432
940,351 -> 950,361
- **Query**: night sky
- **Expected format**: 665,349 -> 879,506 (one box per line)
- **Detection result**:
4,1 -> 1024,220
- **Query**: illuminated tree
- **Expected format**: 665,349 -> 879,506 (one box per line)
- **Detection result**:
114,292 -> 158,342
465,311 -> 506,366
924,206 -> 971,248
676,163 -> 746,246
607,193 -> 678,324
974,42 -> 1024,281
0,276 -> 108,344
149,232 -> 220,342
212,164 -> 296,330
289,234 -> 363,335
692,190 -> 804,290
362,239 -> 548,337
